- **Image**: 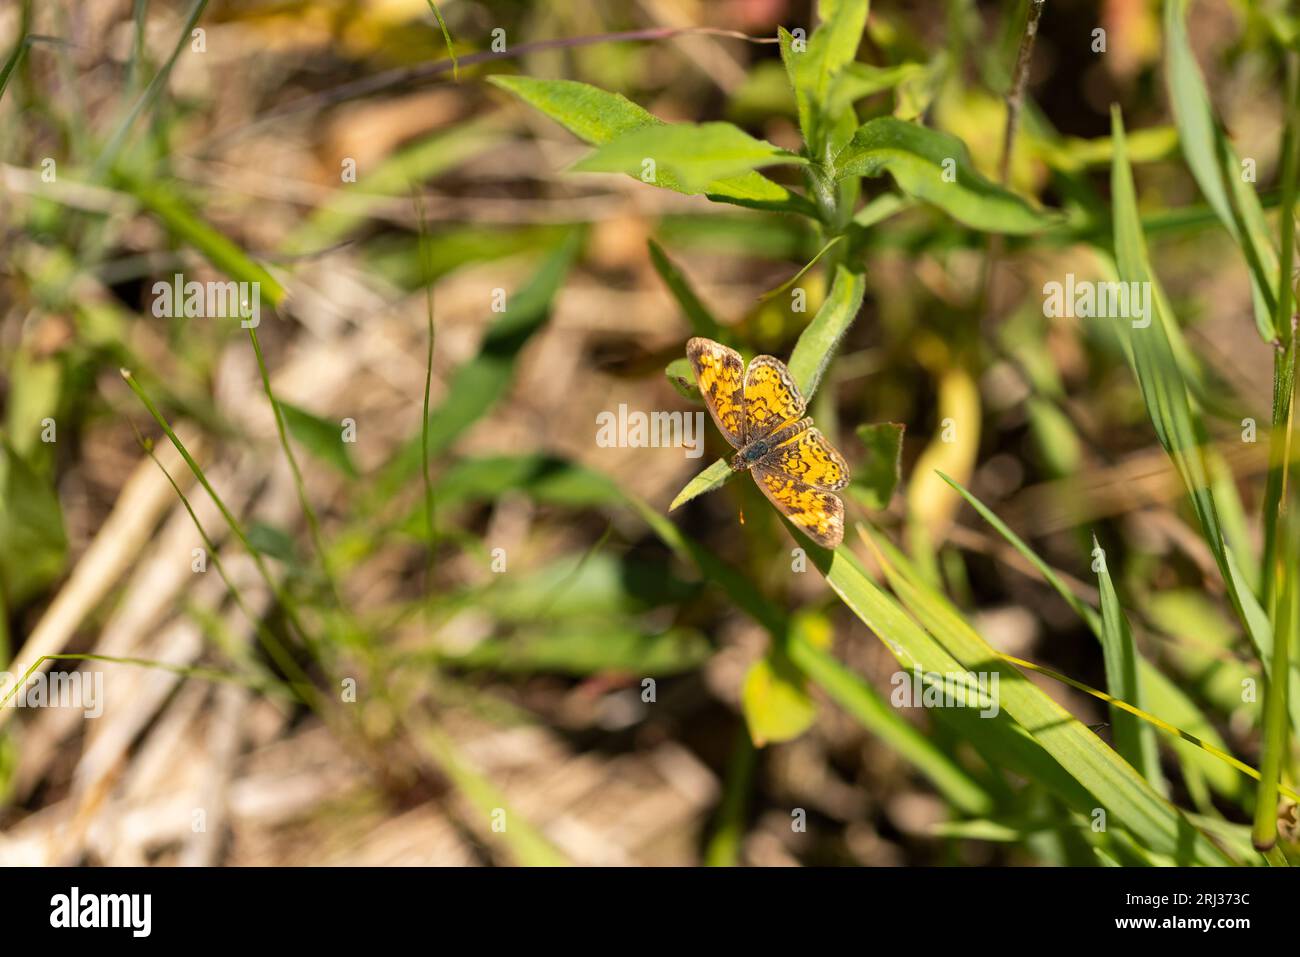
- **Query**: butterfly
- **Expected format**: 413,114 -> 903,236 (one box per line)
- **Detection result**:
686,337 -> 850,548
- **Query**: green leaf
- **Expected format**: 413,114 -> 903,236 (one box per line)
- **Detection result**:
777,0 -> 870,158
488,75 -> 660,145
832,117 -> 1051,233
648,239 -> 726,340
245,522 -> 298,565
1093,536 -> 1164,790
755,236 -> 844,303
665,358 -> 701,401
0,441 -> 67,609
1164,0 -> 1278,340
118,174 -> 286,308
279,401 -> 358,478
850,191 -> 911,229
490,75 -> 815,215
943,473 -> 1251,804
850,422 -> 904,509
831,61 -> 926,114
785,627 -> 996,815
669,458 -> 735,512
571,122 -> 807,195
741,651 -> 818,746
1110,108 -> 1300,736
787,263 -> 867,400
854,529 -> 1230,864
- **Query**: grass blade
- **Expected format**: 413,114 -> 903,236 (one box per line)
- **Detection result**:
1093,535 -> 1164,791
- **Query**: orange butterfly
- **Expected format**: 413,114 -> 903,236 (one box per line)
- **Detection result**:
687,337 -> 849,548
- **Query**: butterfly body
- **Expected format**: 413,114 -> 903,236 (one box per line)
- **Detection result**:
686,337 -> 850,548
730,416 -> 814,470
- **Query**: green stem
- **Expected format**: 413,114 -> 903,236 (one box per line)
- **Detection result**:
130,422 -> 322,713
1262,52 -> 1300,609
120,369 -> 316,656
246,326 -> 345,615
1252,51 -> 1298,852
703,726 -> 757,866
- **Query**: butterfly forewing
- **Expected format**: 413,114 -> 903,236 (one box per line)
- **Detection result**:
743,355 -> 805,441
752,466 -> 845,549
686,337 -> 746,449
759,427 -> 850,491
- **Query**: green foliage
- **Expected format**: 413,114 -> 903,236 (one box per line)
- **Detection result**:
832,117 -> 1051,233
0,441 -> 67,611
850,422 -> 904,510
571,122 -> 808,193
279,401 -> 358,478
1164,0 -> 1278,341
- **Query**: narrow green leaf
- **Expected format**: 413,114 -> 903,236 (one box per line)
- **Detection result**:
119,175 -> 286,307
850,191 -> 911,229
943,472 -> 1249,803
786,263 -> 866,397
445,624 -> 711,677
669,458 -> 735,512
279,401 -> 358,478
1110,108 -> 1300,735
423,233 -> 579,457
855,529 -> 1230,864
756,236 -> 844,303
94,0 -> 209,178
648,239 -> 726,340
1164,0 -> 1278,340
488,75 -> 660,145
1093,535 -> 1164,790
571,122 -> 807,194
832,117 -> 1051,233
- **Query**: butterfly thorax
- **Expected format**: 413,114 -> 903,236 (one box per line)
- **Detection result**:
730,417 -> 815,471
730,441 -> 770,471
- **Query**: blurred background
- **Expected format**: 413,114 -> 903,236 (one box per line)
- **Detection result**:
0,0 -> 1295,866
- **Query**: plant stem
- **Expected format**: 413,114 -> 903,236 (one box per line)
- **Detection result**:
1261,52 -> 1300,609
130,422 -> 322,712
120,369 -> 317,656
979,0 -> 1046,324
1252,51 -> 1298,851
703,726 -> 757,866
999,0 -> 1046,186
246,325 -> 346,616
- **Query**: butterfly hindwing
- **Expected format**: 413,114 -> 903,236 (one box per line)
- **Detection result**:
687,337 -> 746,449
760,427 -> 850,491
743,355 -> 805,441
752,466 -> 845,549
